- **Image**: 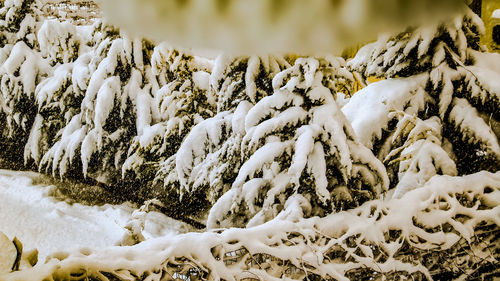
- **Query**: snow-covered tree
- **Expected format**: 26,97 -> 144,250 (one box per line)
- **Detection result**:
206,57 -> 388,228
346,6 -> 500,197
37,19 -> 81,65
212,55 -> 291,112
0,0 -> 41,48
121,44 -> 215,182
0,0 -> 50,167
23,18 -> 91,168
24,63 -> 79,167
151,55 -> 290,217
34,23 -> 155,188
0,3 -> 498,280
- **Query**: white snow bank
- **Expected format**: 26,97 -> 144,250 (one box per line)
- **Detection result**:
0,170 -> 191,261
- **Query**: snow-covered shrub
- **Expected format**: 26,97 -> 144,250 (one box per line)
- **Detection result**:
0,0 -> 48,166
23,21 -> 111,170
24,61 -> 87,167
87,19 -> 121,48
0,0 -> 41,48
152,55 -> 292,216
7,171 -> 498,281
37,19 -> 81,65
384,114 -> 458,198
346,6 -> 500,195
0,43 -> 50,166
206,58 -> 388,228
211,55 -> 290,112
36,27 -> 155,184
317,55 -> 357,99
24,19 -> 100,168
122,45 -> 215,179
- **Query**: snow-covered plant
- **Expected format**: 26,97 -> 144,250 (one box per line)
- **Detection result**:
122,45 -> 215,179
0,0 -> 41,48
346,6 -> 500,192
37,28 -> 155,184
23,59 -> 88,167
342,77 -> 460,197
211,55 -> 291,112
8,171 -> 498,281
87,19 -> 121,49
207,58 -> 388,228
384,114 -> 458,198
317,55 -> 357,100
151,43 -> 211,87
37,19 -> 81,65
0,43 -> 50,165
0,0 -> 48,166
152,55 -> 291,216
23,20 -> 113,169
24,19 -> 92,166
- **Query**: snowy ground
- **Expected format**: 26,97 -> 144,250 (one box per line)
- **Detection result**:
0,169 -> 192,261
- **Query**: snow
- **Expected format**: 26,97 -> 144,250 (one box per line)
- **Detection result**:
466,65 -> 500,101
40,115 -> 85,176
244,91 -> 303,131
4,171 -> 498,280
132,72 -> 152,137
72,53 -> 91,93
0,170 -> 191,262
245,56 -> 261,102
231,100 -> 252,135
493,9 -> 500,19
449,98 -> 500,157
23,114 -> 44,164
175,112 -> 232,192
342,74 -> 428,149
80,128 -> 99,176
392,139 -> 457,198
289,125 -> 319,181
35,63 -> 73,110
38,20 -> 79,64
243,106 -> 308,152
94,77 -> 119,130
192,70 -> 210,91
307,142 -> 329,202
472,50 -> 500,74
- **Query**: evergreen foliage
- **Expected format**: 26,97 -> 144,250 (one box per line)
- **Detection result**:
153,55 -> 290,217
25,21 -> 154,190
122,44 -> 215,178
207,57 -> 387,228
346,6 -> 500,197
0,0 -> 48,167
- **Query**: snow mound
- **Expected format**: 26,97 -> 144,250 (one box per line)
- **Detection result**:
0,170 -> 191,262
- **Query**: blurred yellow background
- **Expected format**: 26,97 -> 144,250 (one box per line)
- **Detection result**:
480,0 -> 500,52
